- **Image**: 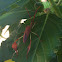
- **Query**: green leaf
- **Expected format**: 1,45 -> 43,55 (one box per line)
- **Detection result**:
42,1 -> 50,9
57,38 -> 62,62
0,0 -> 30,27
10,14 -> 61,62
0,0 -> 62,62
48,0 -> 62,18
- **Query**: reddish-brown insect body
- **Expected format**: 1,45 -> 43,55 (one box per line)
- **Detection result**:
23,26 -> 31,43
23,6 -> 41,57
12,42 -> 18,55
23,6 -> 40,43
27,39 -> 31,54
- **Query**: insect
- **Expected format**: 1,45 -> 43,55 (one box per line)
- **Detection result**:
12,42 -> 18,55
12,36 -> 23,56
24,7 -> 41,56
12,6 -> 41,58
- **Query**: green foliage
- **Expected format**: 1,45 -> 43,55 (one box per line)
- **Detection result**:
48,0 -> 62,18
0,0 -> 62,62
34,2 -> 44,12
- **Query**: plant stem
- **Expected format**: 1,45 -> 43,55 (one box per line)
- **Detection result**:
40,14 -> 49,36
32,13 -> 49,61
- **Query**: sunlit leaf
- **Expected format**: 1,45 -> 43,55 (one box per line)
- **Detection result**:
4,59 -> 15,62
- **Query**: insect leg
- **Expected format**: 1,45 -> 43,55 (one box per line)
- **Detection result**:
11,50 -> 18,59
25,7 -> 31,18
31,31 -> 42,42
26,34 -> 31,59
14,32 -> 24,42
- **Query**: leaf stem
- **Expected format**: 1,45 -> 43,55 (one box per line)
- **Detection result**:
40,14 -> 49,36
32,14 -> 49,61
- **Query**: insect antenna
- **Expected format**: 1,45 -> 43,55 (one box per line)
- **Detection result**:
33,6 -> 40,22
25,6 -> 41,27
25,7 -> 32,18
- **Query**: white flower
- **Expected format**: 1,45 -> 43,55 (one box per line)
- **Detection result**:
0,25 -> 10,46
41,0 -> 47,2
